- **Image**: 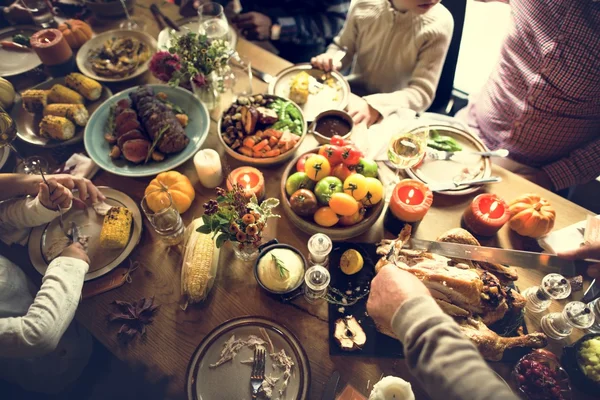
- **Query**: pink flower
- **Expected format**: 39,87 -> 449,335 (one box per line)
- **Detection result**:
149,51 -> 181,82
191,73 -> 207,88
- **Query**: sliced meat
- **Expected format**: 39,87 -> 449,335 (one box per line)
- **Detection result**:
117,99 -> 130,109
117,129 -> 146,148
115,109 -> 138,127
116,119 -> 141,137
122,139 -> 151,164
158,130 -> 190,154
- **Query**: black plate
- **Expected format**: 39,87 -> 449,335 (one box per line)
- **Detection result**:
328,242 -> 529,362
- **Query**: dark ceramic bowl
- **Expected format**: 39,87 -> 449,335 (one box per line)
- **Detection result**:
513,352 -> 572,400
253,240 -> 307,296
562,333 -> 600,396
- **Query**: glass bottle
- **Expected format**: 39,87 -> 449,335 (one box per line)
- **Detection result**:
587,298 -> 600,334
522,273 -> 571,313
541,301 -> 595,340
307,233 -> 332,267
304,265 -> 330,304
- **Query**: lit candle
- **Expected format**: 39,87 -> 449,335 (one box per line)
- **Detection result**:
463,193 -> 510,236
30,29 -> 75,76
226,166 -> 265,201
368,376 -> 415,400
389,179 -> 433,223
194,149 -> 223,188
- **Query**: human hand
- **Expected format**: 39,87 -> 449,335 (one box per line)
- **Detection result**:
346,98 -> 381,127
367,265 -> 431,330
311,53 -> 341,73
49,174 -> 105,206
233,12 -> 272,41
38,180 -> 73,210
60,242 -> 90,265
558,243 -> 600,279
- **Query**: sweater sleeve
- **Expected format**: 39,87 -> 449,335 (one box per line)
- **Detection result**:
392,296 -> 517,400
0,256 -> 88,358
364,21 -> 453,116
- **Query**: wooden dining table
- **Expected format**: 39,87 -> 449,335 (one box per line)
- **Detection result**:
2,1 -> 597,399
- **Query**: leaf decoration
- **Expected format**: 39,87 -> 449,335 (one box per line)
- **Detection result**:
107,297 -> 160,343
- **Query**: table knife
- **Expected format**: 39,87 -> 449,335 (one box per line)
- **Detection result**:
251,67 -> 274,84
150,4 -> 180,31
409,238 -> 599,276
321,371 -> 340,400
427,176 -> 502,192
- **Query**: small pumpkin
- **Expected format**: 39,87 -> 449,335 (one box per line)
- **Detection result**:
145,171 -> 196,214
58,19 -> 93,49
508,194 -> 556,238
0,77 -> 15,109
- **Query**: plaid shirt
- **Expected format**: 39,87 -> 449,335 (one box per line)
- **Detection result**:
469,0 -> 600,190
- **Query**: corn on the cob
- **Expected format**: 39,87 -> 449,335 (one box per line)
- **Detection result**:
21,90 -> 48,113
39,116 -> 75,141
289,71 -> 310,105
100,207 -> 133,249
43,103 -> 89,126
181,219 -> 220,309
65,73 -> 102,101
48,84 -> 84,104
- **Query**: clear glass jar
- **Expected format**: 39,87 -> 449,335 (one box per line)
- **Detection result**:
233,241 -> 259,262
587,298 -> 600,334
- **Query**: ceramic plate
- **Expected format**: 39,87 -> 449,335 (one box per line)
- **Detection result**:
28,187 -> 142,281
157,17 -> 238,50
406,124 -> 492,196
186,316 -> 310,400
0,147 -> 8,171
84,84 -> 209,177
268,64 -> 349,122
0,25 -> 41,77
76,30 -> 157,83
10,77 -> 112,147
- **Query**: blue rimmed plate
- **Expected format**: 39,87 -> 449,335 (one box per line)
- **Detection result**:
84,84 -> 209,177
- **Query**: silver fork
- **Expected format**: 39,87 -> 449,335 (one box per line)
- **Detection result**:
427,148 -> 509,161
250,347 -> 266,399
38,168 -> 71,241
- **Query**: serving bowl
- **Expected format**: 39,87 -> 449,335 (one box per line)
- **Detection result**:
309,109 -> 353,145
254,240 -> 307,296
280,148 -> 385,241
217,94 -> 308,167
513,351 -> 572,400
562,333 -> 600,396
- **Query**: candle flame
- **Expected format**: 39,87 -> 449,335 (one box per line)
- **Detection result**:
490,201 -> 498,213
408,188 -> 415,198
242,174 -> 251,190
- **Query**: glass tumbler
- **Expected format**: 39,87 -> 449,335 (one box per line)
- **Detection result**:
141,189 -> 185,246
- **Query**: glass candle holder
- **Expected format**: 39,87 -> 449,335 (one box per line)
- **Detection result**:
307,233 -> 332,267
141,189 -> 185,246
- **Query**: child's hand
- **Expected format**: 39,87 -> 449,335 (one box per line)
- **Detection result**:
49,174 -> 105,206
311,53 -> 341,72
347,98 -> 381,127
38,180 -> 73,210
60,242 -> 90,265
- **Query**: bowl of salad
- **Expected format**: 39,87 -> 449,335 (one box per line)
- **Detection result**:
218,94 -> 307,166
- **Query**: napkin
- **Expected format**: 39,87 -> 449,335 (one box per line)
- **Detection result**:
538,215 -> 599,254
57,153 -> 100,180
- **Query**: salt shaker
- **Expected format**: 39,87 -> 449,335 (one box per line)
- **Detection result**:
304,264 -> 330,304
307,233 -> 332,267
586,298 -> 600,334
522,273 -> 571,313
541,301 -> 595,340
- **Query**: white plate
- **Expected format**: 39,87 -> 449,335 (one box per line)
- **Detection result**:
28,187 -> 142,281
0,25 -> 41,77
76,30 -> 157,83
11,77 -> 112,147
268,63 -> 350,122
157,17 -> 238,50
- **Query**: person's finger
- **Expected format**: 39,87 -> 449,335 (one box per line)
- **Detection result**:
558,244 -> 600,260
347,109 -> 359,117
587,265 -> 600,279
353,113 -> 366,125
74,178 -> 89,202
327,58 -> 334,72
72,198 -> 87,210
47,179 -> 59,196
39,183 -> 50,203
50,185 -> 67,202
53,190 -> 70,208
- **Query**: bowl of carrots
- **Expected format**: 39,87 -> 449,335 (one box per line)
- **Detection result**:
217,94 -> 307,166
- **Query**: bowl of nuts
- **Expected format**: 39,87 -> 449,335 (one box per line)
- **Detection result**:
217,94 -> 308,166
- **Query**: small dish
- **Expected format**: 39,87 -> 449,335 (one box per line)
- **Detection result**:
254,239 -> 307,296
0,25 -> 41,77
309,109 -> 353,145
562,333 -> 600,396
513,351 -> 572,400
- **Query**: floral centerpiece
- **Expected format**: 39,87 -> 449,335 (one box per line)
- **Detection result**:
149,33 -> 231,108
199,185 -> 280,261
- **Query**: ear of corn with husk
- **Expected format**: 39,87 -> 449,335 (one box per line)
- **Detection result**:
21,90 -> 48,113
48,84 -> 84,104
181,218 -> 220,310
65,73 -> 102,101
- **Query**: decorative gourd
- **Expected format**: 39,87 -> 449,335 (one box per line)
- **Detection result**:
145,171 -> 196,214
0,77 -> 15,109
58,19 -> 93,49
508,194 -> 556,238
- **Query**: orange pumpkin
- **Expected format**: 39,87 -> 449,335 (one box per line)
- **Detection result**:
145,171 -> 196,214
58,19 -> 93,49
389,179 -> 433,223
508,194 -> 556,238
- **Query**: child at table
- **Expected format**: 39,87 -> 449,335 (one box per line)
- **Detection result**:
311,0 -> 454,126
0,174 -> 101,394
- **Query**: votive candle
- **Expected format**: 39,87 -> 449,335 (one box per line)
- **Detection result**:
194,149 -> 223,188
463,193 -> 510,236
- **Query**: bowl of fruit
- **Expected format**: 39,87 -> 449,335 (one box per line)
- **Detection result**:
218,94 -> 308,166
280,135 -> 385,240
513,350 -> 572,400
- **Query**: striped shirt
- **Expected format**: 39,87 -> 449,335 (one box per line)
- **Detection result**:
467,0 -> 600,190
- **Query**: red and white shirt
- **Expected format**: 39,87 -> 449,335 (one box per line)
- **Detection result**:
467,0 -> 600,190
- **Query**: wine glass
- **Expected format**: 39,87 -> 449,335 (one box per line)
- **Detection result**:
385,125 -> 429,201
224,54 -> 253,98
198,2 -> 231,44
118,0 -> 146,31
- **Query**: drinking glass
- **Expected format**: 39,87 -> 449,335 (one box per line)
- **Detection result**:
224,55 -> 253,98
141,190 -> 185,246
386,125 -> 429,201
118,0 -> 146,31
20,0 -> 55,28
198,2 -> 230,43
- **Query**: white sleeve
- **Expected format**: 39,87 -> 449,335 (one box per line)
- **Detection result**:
0,256 -> 88,358
0,196 -> 68,245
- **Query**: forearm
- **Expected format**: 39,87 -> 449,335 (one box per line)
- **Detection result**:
277,1 -> 349,45
0,196 -> 62,231
0,174 -> 40,201
542,136 -> 600,190
392,296 -> 516,400
0,256 -> 88,358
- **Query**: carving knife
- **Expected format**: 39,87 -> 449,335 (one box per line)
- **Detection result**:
321,371 -> 340,400
251,67 -> 274,84
409,239 -> 599,277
